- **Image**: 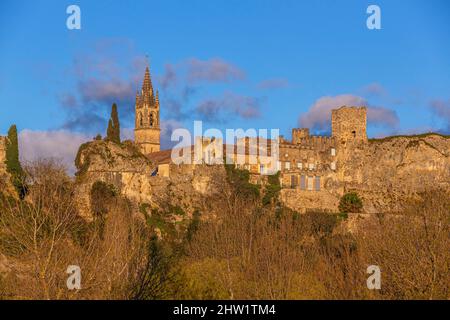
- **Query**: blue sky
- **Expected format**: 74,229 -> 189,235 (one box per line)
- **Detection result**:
0,0 -> 449,168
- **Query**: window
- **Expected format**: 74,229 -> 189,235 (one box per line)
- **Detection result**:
308,163 -> 315,170
285,162 -> 290,170
260,164 -> 265,174
307,176 -> 314,191
331,148 -> 336,156
300,175 -> 306,190
315,176 -> 320,191
149,113 -> 154,126
331,162 -> 336,170
277,161 -> 281,171
290,175 -> 297,188
297,162 -> 302,169
352,130 -> 356,138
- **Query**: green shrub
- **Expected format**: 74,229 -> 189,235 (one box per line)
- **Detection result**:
336,212 -> 348,220
90,181 -> 117,218
338,192 -> 363,213
262,171 -> 281,206
224,164 -> 260,199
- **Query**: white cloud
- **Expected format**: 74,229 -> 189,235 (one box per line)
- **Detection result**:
19,130 -> 91,175
298,94 -> 399,133
430,99 -> 450,133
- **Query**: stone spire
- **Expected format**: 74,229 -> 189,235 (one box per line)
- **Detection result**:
142,66 -> 153,93
134,62 -> 161,154
135,90 -> 140,108
141,66 -> 155,106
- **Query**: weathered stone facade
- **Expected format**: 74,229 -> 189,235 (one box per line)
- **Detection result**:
332,106 -> 367,143
75,68 -> 449,217
134,66 -> 161,154
276,107 -> 449,213
75,139 -> 226,219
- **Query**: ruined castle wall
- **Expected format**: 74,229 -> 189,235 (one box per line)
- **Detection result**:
281,188 -> 340,213
332,106 -> 367,143
289,136 -> 336,151
278,133 -> 450,214
279,140 -> 337,172
292,128 -> 309,144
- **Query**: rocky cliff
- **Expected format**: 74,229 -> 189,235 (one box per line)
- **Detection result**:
339,134 -> 450,213
280,134 -> 449,214
74,139 -> 226,219
74,134 -> 449,218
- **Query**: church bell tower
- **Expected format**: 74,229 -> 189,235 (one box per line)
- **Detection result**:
134,65 -> 161,154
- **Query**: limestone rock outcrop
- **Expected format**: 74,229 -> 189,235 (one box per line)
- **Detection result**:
338,134 -> 450,213
74,140 -> 226,219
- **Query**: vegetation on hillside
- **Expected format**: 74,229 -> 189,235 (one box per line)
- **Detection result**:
224,163 -> 260,199
0,160 -> 178,299
262,171 -> 281,206
339,192 -> 363,213
0,159 -> 448,300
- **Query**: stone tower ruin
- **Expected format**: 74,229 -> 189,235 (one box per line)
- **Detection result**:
134,66 -> 161,154
292,128 -> 310,144
331,106 -> 367,143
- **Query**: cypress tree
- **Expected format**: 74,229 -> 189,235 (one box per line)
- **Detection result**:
106,119 -> 114,142
111,103 -> 120,144
5,125 -> 22,175
105,103 -> 120,144
5,124 -> 26,198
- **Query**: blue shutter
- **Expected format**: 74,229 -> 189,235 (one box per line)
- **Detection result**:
300,175 -> 306,190
315,176 -> 320,191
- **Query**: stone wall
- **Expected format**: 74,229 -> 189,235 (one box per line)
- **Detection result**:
278,133 -> 450,214
292,128 -> 309,144
135,128 -> 160,154
278,142 -> 337,173
331,106 -> 367,143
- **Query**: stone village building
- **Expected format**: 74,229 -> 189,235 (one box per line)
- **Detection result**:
135,66 -> 367,192
1,66 -> 448,214
133,66 -> 449,213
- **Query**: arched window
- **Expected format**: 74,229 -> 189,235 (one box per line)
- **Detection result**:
139,112 -> 143,126
149,113 -> 154,127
